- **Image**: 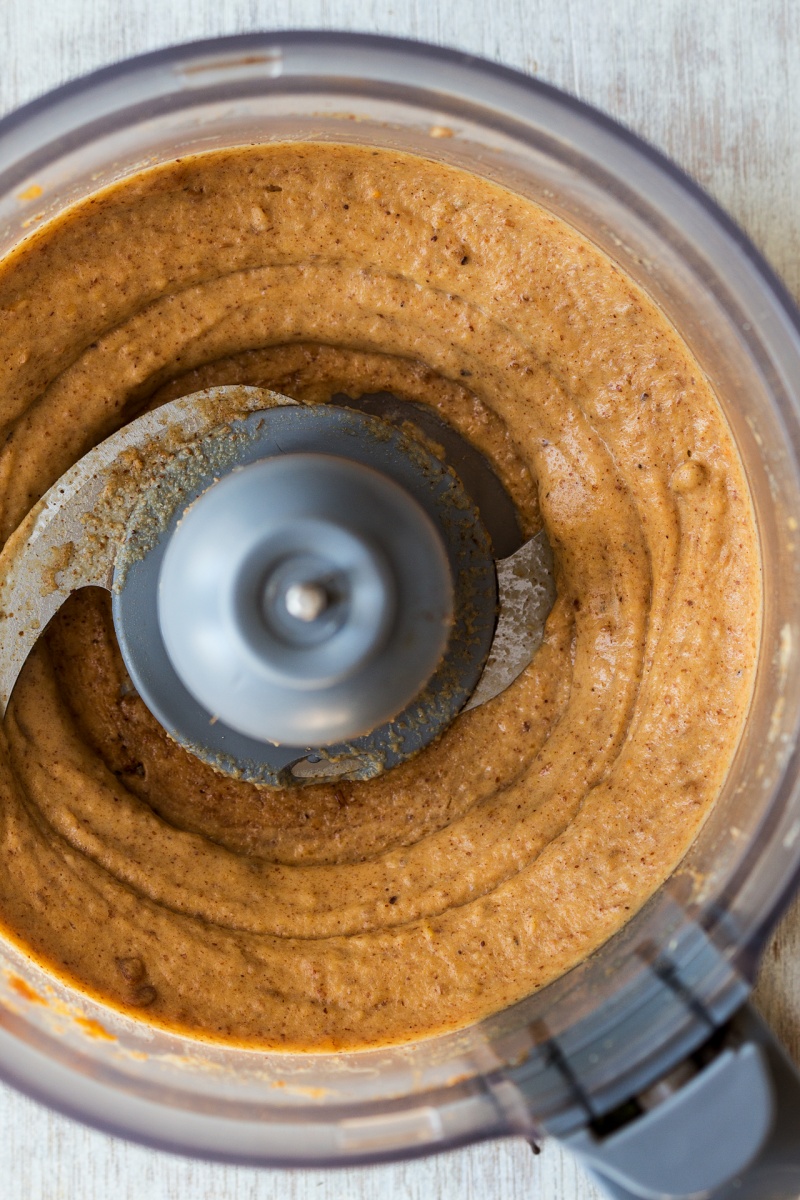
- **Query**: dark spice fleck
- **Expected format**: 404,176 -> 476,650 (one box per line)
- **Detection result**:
117,761 -> 145,778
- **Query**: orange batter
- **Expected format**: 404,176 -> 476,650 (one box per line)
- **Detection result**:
0,143 -> 760,1049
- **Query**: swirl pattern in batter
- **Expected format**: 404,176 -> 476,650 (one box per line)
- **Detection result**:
0,144 -> 759,1048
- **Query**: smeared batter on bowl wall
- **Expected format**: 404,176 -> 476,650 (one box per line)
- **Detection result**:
0,144 -> 759,1049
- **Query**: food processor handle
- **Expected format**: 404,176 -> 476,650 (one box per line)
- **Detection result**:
564,1002 -> 800,1200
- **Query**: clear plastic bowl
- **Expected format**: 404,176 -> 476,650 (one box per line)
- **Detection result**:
1,30 -> 800,1165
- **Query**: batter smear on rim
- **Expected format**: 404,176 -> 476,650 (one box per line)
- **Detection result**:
0,143 -> 760,1048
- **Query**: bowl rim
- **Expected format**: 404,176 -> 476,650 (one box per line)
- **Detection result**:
1,27 -> 800,1166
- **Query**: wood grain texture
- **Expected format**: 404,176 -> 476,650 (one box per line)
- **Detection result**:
0,1 -> 798,1197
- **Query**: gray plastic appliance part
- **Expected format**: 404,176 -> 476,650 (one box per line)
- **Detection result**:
484,903 -> 800,1200
156,451 -> 454,746
0,385 -> 555,785
113,399 -> 498,783
566,1003 -> 800,1200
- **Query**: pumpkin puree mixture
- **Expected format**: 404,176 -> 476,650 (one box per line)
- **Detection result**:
0,144 -> 759,1049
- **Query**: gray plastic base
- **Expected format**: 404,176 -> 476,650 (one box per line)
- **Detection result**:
113,403 -> 497,785
157,452 -> 454,746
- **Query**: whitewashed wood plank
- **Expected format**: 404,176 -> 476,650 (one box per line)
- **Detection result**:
0,2 -> 798,1199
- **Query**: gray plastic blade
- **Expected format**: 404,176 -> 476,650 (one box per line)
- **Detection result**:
0,382 -> 556,764
463,528 -> 556,712
0,386 -> 294,715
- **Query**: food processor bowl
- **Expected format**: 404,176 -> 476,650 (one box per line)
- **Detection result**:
2,31 -> 800,1194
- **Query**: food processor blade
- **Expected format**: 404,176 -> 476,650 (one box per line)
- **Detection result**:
0,383 -> 555,784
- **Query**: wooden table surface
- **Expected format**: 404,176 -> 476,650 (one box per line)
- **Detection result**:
1,1 -> 799,1197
